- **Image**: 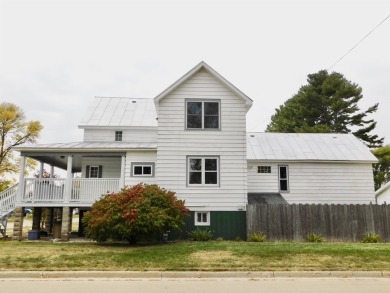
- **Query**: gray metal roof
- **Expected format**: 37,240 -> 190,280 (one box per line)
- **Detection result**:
14,141 -> 157,152
247,133 -> 378,162
79,97 -> 157,128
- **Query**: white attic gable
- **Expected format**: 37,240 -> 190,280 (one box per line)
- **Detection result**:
154,61 -> 253,114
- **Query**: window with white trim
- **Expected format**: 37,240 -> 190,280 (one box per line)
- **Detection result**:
258,166 -> 271,173
279,165 -> 289,192
188,157 -> 219,186
115,131 -> 122,141
89,166 -> 99,178
195,211 -> 210,226
131,163 -> 154,177
186,100 -> 220,129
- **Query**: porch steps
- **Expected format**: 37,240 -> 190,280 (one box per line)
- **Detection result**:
0,184 -> 18,238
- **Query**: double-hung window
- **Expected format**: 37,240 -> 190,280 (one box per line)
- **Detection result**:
279,165 -> 289,192
188,157 -> 219,186
86,165 -> 102,178
186,100 -> 220,130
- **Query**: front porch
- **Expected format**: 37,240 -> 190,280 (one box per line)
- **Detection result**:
9,149 -> 127,241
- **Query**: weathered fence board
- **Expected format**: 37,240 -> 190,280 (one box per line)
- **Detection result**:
247,204 -> 390,242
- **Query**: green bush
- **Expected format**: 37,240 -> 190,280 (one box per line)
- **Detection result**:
362,233 -> 381,243
248,232 -> 267,242
188,228 -> 212,241
82,183 -> 189,243
306,233 -> 324,243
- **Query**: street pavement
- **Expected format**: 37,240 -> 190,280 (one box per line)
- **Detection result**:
1,277 -> 390,293
1,271 -> 390,293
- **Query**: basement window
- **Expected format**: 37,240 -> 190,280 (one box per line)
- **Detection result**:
194,211 -> 210,226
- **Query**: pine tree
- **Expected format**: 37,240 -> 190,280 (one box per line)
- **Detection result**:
266,70 -> 384,148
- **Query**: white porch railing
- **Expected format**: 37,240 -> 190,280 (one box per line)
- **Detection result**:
21,178 -> 120,205
71,178 -> 120,202
23,178 -> 66,202
0,183 -> 18,218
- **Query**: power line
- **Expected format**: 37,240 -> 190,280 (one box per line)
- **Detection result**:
328,14 -> 390,70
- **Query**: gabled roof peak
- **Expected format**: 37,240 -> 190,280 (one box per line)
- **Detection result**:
154,61 -> 253,110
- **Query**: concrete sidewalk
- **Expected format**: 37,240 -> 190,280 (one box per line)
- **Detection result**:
1,271 -> 389,279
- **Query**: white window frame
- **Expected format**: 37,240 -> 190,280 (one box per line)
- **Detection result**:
131,163 -> 154,177
258,166 -> 271,174
278,165 -> 289,192
187,156 -> 219,187
89,166 -> 100,178
185,100 -> 220,130
194,211 -> 210,226
115,131 -> 123,141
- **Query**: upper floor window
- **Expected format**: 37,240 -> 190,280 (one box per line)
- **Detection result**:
186,100 -> 220,130
115,131 -> 122,141
279,165 -> 289,192
188,156 -> 219,186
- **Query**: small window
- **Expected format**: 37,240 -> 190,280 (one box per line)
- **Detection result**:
89,166 -> 99,178
186,100 -> 220,130
195,211 -> 210,226
131,163 -> 154,177
279,165 -> 289,192
115,131 -> 123,141
258,166 -> 271,173
188,157 -> 219,186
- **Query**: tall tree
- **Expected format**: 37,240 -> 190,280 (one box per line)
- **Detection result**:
266,70 -> 384,148
372,145 -> 390,191
0,102 -> 42,191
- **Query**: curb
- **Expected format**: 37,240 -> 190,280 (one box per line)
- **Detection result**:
0,271 -> 389,279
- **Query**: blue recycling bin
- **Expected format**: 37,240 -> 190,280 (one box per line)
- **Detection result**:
28,230 -> 40,240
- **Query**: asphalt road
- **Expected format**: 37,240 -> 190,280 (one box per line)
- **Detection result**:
1,278 -> 390,293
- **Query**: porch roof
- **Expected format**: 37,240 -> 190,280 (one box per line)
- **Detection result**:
13,141 -> 157,172
14,141 -> 157,152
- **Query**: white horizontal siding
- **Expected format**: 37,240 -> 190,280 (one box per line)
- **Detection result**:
81,157 -> 121,178
248,161 -> 375,204
157,68 -> 247,211
125,151 -> 157,186
84,128 -> 157,143
377,188 -> 390,204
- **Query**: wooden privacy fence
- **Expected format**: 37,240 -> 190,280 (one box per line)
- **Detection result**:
247,204 -> 390,242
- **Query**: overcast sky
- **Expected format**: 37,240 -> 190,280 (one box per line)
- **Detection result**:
1,0 -> 389,147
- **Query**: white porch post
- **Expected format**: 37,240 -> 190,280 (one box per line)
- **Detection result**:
39,161 -> 44,178
63,156 -> 73,203
16,155 -> 26,204
119,155 -> 126,188
50,165 -> 55,178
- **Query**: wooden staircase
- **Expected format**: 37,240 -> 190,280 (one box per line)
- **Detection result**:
0,184 -> 18,238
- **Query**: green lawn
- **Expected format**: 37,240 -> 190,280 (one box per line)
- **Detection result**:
0,241 -> 389,271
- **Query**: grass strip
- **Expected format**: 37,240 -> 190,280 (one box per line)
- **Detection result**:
0,241 -> 389,271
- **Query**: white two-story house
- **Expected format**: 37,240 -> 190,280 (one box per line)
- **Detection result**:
1,62 -> 377,240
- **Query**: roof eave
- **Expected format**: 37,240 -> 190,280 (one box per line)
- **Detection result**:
247,159 -> 378,164
78,125 -> 158,130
